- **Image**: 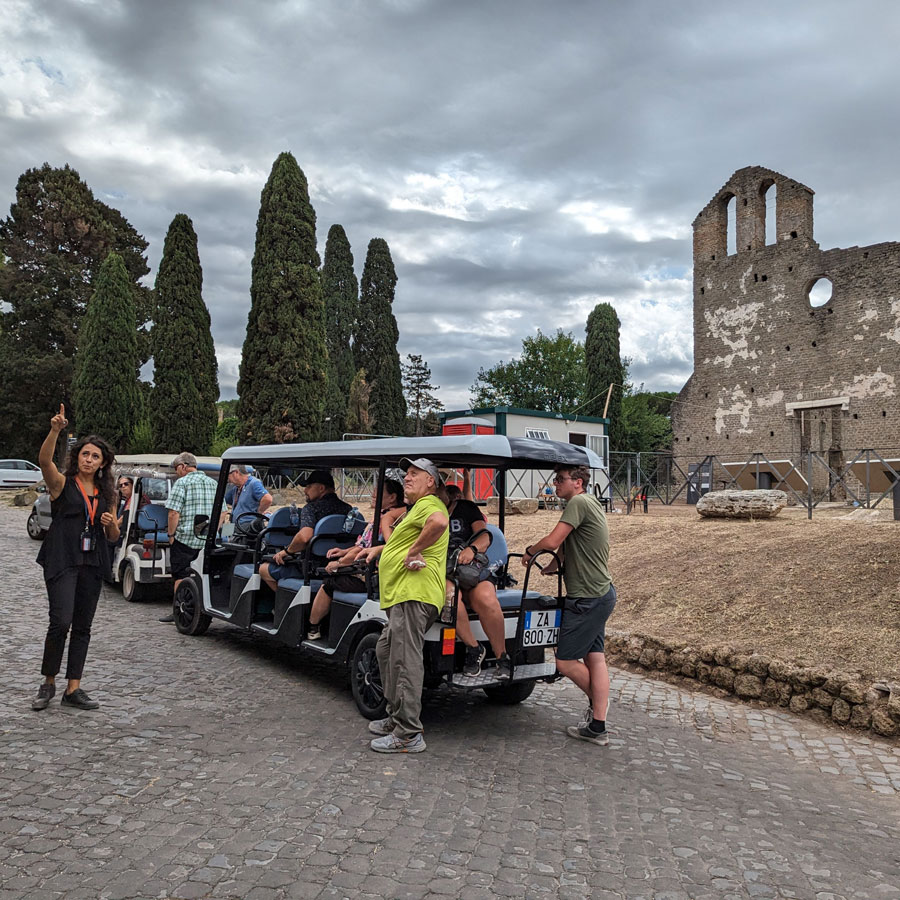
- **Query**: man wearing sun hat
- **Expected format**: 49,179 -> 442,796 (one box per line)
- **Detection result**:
358,457 -> 449,753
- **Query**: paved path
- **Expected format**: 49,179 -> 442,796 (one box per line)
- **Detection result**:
1,506 -> 898,900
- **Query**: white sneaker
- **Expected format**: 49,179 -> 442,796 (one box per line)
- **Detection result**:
368,717 -> 395,736
370,732 -> 426,753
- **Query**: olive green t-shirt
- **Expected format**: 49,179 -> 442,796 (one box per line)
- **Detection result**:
378,493 -> 449,612
559,492 -> 611,597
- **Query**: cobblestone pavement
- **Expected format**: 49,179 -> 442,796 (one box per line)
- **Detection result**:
1,506 -> 899,900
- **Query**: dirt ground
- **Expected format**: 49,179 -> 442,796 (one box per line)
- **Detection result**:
500,502 -> 900,683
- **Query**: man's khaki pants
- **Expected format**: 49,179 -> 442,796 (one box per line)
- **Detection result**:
376,600 -> 439,739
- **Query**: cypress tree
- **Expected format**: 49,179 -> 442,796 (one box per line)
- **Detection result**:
151,213 -> 219,453
584,302 -> 627,451
0,163 -> 150,458
237,152 -> 326,444
354,238 -> 406,435
321,224 -> 358,436
72,253 -> 141,450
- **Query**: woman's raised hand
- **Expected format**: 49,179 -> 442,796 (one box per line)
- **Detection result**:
50,403 -> 68,432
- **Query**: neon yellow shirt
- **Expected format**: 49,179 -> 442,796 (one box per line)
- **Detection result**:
378,494 -> 449,612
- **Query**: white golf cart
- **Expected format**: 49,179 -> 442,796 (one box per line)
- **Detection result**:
172,436 -> 604,720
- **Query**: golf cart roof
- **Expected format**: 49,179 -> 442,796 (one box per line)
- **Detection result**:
221,435 -> 603,470
114,455 -> 222,479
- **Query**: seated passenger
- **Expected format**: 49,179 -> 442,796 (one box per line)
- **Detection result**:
259,470 -> 351,590
224,465 -> 273,528
445,483 -> 511,680
306,478 -> 406,641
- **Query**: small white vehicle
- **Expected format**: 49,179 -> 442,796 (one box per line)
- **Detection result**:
1,458 -> 42,489
27,455 -> 220,602
172,435 -> 604,720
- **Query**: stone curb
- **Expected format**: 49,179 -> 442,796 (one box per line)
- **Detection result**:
605,629 -> 900,740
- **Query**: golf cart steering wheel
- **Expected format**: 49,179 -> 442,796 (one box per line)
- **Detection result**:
233,511 -> 269,539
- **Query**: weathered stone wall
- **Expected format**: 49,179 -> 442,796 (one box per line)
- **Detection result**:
673,166 -> 900,461
606,630 -> 900,740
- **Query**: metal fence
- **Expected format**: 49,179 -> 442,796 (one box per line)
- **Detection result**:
608,448 -> 900,518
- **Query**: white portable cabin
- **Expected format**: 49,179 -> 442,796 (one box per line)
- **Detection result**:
440,407 -> 610,501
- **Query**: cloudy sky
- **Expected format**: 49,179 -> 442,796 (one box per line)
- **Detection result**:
3,0 -> 900,411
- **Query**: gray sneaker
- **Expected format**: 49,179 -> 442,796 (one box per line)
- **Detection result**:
32,682 -> 55,711
370,732 -> 426,753
368,717 -> 395,736
581,698 -> 611,728
566,724 -> 609,746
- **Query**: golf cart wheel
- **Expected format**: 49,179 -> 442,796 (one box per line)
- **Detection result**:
350,631 -> 387,720
483,680 -> 536,705
121,562 -> 146,603
173,577 -> 211,636
26,511 -> 45,541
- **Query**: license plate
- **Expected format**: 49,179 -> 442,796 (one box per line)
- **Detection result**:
522,609 -> 561,647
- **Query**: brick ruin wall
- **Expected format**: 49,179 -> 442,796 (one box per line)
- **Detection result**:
672,166 -> 900,474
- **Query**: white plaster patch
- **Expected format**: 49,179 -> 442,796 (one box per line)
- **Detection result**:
704,301 -> 764,368
738,266 -> 753,296
881,298 -> 900,344
843,368 -> 896,399
715,387 -> 753,434
755,389 -> 785,409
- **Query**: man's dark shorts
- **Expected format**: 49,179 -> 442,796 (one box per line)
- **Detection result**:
556,584 -> 617,660
170,539 -> 200,580
267,561 -> 303,582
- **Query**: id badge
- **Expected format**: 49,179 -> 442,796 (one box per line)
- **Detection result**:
81,532 -> 94,552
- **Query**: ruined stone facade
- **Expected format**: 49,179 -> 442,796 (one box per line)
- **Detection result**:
672,166 -> 900,465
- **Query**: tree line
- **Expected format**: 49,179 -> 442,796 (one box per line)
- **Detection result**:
470,306 -> 675,453
0,153 -> 443,460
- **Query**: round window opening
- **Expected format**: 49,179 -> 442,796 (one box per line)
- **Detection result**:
808,276 -> 833,308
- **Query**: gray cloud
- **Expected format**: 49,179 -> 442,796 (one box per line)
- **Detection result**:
2,0 -> 900,410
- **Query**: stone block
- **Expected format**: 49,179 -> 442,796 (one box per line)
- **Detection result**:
767,659 -> 791,680
696,490 -> 787,519
871,708 -> 899,738
711,666 -> 735,691
485,497 -> 538,515
734,674 -> 763,699
730,654 -> 749,673
14,489 -> 37,506
810,687 -> 834,709
746,655 -> 771,678
638,649 -> 656,668
713,646 -> 733,666
696,662 -> 712,684
840,682 -> 867,704
849,704 -> 872,729
830,698 -> 851,724
789,693 -> 811,713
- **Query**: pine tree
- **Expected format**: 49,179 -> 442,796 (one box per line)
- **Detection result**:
345,369 -> 372,436
71,253 -> 141,450
321,224 -> 358,435
151,213 -> 219,453
402,354 -> 444,436
354,238 -> 405,435
237,152 -> 326,444
0,163 -> 150,458
584,303 -> 627,450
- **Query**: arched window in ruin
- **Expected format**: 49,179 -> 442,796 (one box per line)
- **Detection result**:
724,193 -> 736,256
808,276 -> 833,307
762,180 -> 777,245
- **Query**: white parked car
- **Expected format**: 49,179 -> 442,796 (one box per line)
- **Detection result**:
0,458 -> 42,488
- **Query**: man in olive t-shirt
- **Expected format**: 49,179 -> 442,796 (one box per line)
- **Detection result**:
522,464 -> 615,747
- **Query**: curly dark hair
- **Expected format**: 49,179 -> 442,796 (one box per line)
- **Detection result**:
382,478 -> 404,507
64,434 -> 117,510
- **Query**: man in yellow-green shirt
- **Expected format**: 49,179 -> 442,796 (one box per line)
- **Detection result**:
359,458 -> 449,753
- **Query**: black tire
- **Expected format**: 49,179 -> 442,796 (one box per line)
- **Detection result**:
26,511 -> 45,541
121,562 -> 146,603
483,680 -> 537,705
350,631 -> 387,720
173,577 -> 212,636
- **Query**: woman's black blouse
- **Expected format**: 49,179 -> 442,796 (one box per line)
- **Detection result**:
36,476 -> 111,581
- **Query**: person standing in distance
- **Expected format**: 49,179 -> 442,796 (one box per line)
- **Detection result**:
32,404 -> 120,711
522,464 -> 615,746
159,452 -> 216,623
358,458 -> 449,753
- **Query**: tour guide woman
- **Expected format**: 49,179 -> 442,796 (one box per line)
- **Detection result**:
32,404 -> 120,711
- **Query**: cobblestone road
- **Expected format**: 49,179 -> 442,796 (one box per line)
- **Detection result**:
1,506 -> 899,900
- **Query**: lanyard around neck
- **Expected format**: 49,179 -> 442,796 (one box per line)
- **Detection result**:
75,479 -> 99,526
